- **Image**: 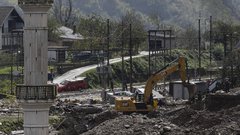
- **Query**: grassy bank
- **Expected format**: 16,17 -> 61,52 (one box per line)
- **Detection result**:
84,49 -> 217,88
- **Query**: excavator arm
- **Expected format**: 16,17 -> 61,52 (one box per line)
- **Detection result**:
144,57 -> 187,103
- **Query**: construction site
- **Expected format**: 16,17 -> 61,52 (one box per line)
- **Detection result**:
1,0 -> 240,135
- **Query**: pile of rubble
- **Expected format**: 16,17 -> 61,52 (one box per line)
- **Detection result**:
82,111 -> 185,135
52,87 -> 240,135
50,99 -> 118,135
80,104 -> 240,135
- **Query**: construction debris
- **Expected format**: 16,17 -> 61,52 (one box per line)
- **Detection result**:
52,86 -> 240,135
1,86 -> 240,135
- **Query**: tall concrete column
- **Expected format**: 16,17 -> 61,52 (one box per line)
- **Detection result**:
16,1 -> 56,135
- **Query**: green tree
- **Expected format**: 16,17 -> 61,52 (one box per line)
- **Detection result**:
149,12 -> 161,29
119,10 -> 147,54
48,16 -> 61,41
176,26 -> 198,49
212,44 -> 224,61
52,0 -> 77,27
0,80 -> 12,94
0,52 -> 15,66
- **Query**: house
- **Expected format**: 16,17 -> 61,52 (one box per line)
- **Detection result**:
0,6 -> 24,50
48,26 -> 84,63
149,32 -> 176,51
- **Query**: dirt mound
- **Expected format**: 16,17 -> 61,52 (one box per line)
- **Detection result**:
169,105 -> 240,134
80,105 -> 240,135
52,101 -> 118,135
54,90 -> 240,135
82,112 -> 187,135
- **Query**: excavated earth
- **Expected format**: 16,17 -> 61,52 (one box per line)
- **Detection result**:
53,88 -> 240,135
80,105 -> 240,135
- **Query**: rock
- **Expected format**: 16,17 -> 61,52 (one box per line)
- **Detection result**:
184,128 -> 191,133
73,105 -> 103,114
143,116 -> 148,119
10,130 -> 24,135
170,123 -> 177,128
136,117 -> 144,123
162,122 -> 170,126
124,124 -> 130,129
0,131 -> 6,135
163,126 -> 172,132
151,132 -> 158,135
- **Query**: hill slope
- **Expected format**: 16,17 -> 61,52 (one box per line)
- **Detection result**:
2,0 -> 240,28
71,0 -> 240,28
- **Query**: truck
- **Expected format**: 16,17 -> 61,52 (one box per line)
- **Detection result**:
57,77 -> 88,92
115,56 -> 196,113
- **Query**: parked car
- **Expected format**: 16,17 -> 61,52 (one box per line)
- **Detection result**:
73,51 -> 92,61
57,77 -> 88,92
72,51 -> 107,62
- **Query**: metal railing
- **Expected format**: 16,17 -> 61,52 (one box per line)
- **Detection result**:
16,85 -> 56,100
18,0 -> 54,4
2,33 -> 23,50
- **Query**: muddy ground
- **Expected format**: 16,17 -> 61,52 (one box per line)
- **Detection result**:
52,89 -> 240,135
1,88 -> 240,135
54,103 -> 240,135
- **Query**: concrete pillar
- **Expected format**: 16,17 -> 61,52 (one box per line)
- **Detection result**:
16,1 -> 55,135
22,102 -> 53,135
21,5 -> 50,85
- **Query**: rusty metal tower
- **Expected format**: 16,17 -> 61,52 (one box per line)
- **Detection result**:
16,0 -> 56,135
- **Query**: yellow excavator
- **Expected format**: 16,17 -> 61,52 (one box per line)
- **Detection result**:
115,56 -> 196,113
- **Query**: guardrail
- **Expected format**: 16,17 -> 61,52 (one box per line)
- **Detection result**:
16,84 -> 56,100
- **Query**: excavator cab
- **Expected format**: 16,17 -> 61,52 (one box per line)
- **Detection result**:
135,92 -> 144,102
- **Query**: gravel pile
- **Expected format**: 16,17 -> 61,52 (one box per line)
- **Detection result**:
80,104 -> 240,135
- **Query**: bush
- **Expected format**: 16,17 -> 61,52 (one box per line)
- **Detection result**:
212,44 -> 224,61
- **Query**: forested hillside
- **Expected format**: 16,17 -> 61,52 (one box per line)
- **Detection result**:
69,0 -> 240,28
2,0 -> 240,28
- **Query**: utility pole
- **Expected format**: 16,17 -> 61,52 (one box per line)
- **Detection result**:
230,33 -> 233,87
121,21 -> 125,91
209,16 -> 212,79
198,18 -> 201,80
148,31 -> 151,77
154,31 -> 157,72
107,19 -> 110,88
223,34 -> 227,79
129,24 -> 133,92
170,30 -> 172,58
163,31 -> 166,66
224,34 -> 227,57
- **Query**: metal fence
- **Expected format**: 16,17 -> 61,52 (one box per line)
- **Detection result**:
18,0 -> 53,4
2,33 -> 23,50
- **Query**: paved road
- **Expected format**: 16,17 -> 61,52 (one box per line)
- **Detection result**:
53,51 -> 148,84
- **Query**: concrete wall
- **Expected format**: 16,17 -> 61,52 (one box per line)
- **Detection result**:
48,50 -> 57,62
169,82 -> 189,100
206,94 -> 240,111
